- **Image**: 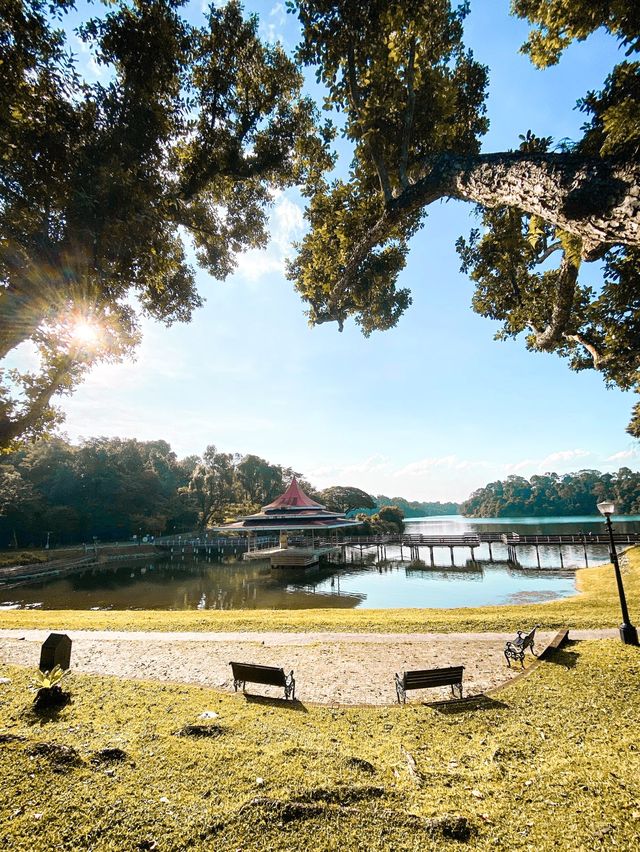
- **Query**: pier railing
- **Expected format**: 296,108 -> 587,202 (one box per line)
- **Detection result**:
154,531 -> 640,549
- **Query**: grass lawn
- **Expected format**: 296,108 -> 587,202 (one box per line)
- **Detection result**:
1,547 -> 639,634
1,640 -> 639,851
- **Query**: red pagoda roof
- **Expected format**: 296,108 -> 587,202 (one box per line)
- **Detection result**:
262,477 -> 324,511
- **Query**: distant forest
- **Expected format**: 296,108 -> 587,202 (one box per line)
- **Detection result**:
373,496 -> 459,518
460,469 -> 640,518
3,438 -> 638,548
0,437 -> 402,548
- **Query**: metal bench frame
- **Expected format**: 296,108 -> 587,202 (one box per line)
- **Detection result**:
504,625 -> 540,668
229,661 -> 295,700
395,665 -> 464,704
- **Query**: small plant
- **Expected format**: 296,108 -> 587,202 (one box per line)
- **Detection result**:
31,665 -> 70,710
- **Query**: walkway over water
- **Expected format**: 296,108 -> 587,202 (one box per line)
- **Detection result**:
155,530 -> 640,568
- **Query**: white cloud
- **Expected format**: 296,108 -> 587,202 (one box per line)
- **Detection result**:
306,455 -> 392,482
396,455 -> 491,477
504,448 -> 592,475
234,194 -> 305,282
201,0 -> 227,12
73,35 -> 106,81
540,448 -> 591,465
260,3 -> 288,44
605,449 -> 638,462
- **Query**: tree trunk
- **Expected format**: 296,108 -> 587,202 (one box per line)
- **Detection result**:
342,151 -> 640,285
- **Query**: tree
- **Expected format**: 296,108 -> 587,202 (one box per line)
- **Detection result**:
459,467 -> 640,517
287,1 -> 640,433
184,444 -> 236,528
235,454 -> 286,508
319,485 -> 376,512
0,0 -> 332,448
355,503 -> 405,534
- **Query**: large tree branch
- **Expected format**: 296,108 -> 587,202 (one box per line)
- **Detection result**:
336,151 -> 640,299
528,253 -> 579,350
346,45 -> 393,204
0,360 -> 73,449
566,333 -> 604,370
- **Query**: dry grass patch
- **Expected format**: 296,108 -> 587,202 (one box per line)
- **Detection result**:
1,640 -> 639,850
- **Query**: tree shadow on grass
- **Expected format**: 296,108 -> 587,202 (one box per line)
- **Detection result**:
243,694 -> 308,712
424,694 -> 510,714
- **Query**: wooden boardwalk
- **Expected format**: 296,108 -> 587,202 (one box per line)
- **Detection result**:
154,530 -> 640,569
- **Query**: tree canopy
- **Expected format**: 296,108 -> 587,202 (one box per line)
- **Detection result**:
318,485 -> 376,512
287,0 -> 640,434
4,1 -> 640,443
460,467 -> 640,517
0,435 -> 359,545
0,0 -> 331,448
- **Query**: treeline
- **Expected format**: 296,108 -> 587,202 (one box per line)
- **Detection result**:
375,496 -> 459,518
0,438 -> 404,548
0,438 -> 322,548
460,469 -> 640,518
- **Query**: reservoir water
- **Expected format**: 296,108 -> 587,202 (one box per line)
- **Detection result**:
2,515 -> 639,611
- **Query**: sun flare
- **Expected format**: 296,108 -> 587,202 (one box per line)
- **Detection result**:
70,319 -> 101,346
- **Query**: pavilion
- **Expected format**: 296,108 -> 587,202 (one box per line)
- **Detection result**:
216,477 -> 363,567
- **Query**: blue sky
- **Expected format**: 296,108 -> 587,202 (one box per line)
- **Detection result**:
25,1 -> 640,501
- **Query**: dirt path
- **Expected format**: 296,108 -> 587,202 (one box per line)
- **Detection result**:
0,628 -> 616,706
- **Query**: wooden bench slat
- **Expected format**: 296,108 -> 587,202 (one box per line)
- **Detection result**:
403,666 -> 464,688
229,661 -> 295,699
230,662 -> 287,687
396,665 -> 464,704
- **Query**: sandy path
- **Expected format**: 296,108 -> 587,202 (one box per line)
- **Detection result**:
0,628 -> 616,706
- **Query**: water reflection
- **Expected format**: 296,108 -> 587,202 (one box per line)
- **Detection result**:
2,514 -> 638,611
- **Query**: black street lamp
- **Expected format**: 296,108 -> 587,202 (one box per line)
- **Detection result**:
597,501 -> 639,646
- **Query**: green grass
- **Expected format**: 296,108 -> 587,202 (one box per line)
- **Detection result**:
1,640 -> 639,850
1,547 -> 639,634
0,551 -> 48,568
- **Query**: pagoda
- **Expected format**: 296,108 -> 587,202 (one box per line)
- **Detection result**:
218,477 -> 362,567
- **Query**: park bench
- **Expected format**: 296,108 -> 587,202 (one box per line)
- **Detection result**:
504,625 -> 539,668
229,661 -> 295,700
395,665 -> 464,704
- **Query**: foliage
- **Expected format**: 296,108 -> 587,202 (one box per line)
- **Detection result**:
0,0 -> 332,447
287,1 -> 640,434
2,545 -> 640,634
375,495 -> 459,518
182,447 -> 320,528
31,664 -> 67,691
1,636 -> 640,849
318,485 -> 376,512
512,0 -> 640,67
30,663 -> 69,710
460,467 -> 640,517
288,0 -> 488,332
0,434 -> 372,545
0,436 -> 198,546
355,504 -> 405,535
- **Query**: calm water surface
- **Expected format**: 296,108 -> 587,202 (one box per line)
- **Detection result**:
2,515 -> 639,611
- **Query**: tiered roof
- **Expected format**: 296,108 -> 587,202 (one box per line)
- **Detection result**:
219,477 -> 362,531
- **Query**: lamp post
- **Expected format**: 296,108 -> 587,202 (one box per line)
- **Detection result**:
597,501 -> 639,646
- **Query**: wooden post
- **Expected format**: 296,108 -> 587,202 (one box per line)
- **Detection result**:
559,546 -> 564,568
488,541 -> 493,561
536,544 -> 541,568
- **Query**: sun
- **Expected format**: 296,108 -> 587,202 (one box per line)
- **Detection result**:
70,318 -> 102,346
